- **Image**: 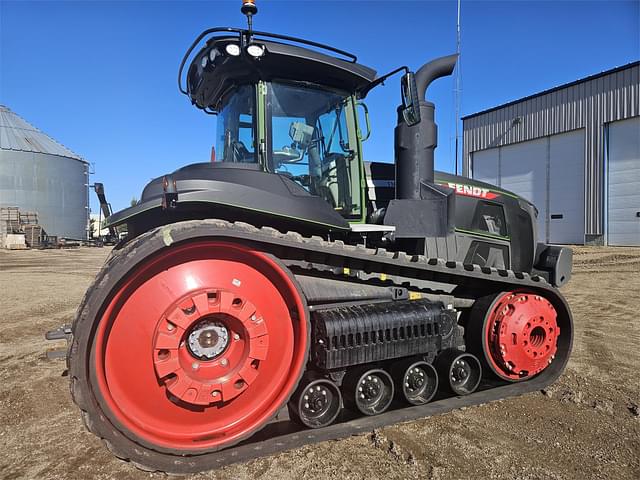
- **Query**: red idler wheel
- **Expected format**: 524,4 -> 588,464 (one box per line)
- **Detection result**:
482,292 -> 559,381
91,241 -> 308,452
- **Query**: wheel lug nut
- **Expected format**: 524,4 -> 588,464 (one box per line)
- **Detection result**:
211,390 -> 219,397
220,358 -> 229,367
192,362 -> 199,370
233,333 -> 240,341
167,323 -> 174,331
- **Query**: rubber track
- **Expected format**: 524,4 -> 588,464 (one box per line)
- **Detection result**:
68,219 -> 573,473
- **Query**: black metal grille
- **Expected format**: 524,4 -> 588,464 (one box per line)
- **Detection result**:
311,299 -> 460,370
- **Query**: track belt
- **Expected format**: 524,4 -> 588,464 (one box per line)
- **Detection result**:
71,219 -> 573,472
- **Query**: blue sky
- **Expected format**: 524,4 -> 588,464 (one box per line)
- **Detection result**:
1,0 -> 638,212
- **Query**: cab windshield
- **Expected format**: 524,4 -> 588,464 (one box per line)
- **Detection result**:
267,82 -> 362,219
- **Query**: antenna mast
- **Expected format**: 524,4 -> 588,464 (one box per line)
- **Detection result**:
454,0 -> 461,176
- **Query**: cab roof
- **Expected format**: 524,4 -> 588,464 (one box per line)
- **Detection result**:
181,28 -> 377,111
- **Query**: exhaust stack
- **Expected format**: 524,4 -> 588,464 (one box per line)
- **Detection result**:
395,54 -> 458,199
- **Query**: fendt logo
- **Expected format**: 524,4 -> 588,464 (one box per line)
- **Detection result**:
444,182 -> 499,200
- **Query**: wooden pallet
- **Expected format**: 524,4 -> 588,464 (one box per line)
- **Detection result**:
24,225 -> 44,248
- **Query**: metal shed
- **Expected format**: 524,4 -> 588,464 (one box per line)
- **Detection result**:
463,62 -> 639,246
0,105 -> 89,239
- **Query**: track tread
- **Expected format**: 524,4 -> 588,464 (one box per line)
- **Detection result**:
69,223 -> 315,474
69,227 -> 165,472
67,219 -> 571,474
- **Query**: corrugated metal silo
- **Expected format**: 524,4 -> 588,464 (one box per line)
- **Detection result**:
0,105 -> 89,239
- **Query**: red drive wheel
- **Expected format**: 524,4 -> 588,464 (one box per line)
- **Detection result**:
91,241 -> 308,453
476,291 -> 560,381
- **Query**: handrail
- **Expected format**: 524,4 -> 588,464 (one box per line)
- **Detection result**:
250,29 -> 357,62
178,27 -> 358,95
178,27 -> 241,95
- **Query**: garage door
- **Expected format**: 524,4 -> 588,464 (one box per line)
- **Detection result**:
608,117 -> 640,246
499,138 -> 548,242
471,130 -> 585,244
471,148 -> 499,186
548,131 -> 585,244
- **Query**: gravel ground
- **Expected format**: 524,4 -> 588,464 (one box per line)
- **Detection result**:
0,246 -> 638,480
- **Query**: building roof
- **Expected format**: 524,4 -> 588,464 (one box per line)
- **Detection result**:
0,105 -> 86,162
462,60 -> 640,120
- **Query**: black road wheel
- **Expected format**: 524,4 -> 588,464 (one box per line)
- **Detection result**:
288,376 -> 342,428
392,359 -> 438,405
342,367 -> 394,416
435,349 -> 482,396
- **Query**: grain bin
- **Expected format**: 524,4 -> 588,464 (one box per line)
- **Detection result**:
0,105 -> 89,239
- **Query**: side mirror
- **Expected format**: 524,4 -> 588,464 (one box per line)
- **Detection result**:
401,72 -> 421,126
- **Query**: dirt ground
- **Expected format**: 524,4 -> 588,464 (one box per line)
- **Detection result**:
0,246 -> 638,480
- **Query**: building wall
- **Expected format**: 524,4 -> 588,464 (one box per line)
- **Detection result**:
0,149 -> 89,238
463,62 -> 639,241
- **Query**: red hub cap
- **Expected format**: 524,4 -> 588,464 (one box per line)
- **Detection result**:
92,241 -> 308,451
484,292 -> 559,381
152,290 -> 268,406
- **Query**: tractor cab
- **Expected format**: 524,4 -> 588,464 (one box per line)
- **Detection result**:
184,29 -> 378,222
104,29 -> 384,236
213,78 -> 364,220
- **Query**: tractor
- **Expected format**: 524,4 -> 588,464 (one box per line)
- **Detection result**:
64,1 -> 573,473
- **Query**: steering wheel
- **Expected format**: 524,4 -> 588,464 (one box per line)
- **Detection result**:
292,174 -> 311,187
273,145 -> 303,164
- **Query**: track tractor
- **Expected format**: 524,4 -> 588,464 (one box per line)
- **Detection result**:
66,2 -> 573,473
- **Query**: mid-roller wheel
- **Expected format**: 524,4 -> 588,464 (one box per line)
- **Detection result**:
288,375 -> 342,428
391,359 -> 438,405
342,367 -> 394,416
435,349 -> 482,396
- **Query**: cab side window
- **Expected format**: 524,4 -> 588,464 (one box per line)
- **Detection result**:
472,202 -> 508,237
